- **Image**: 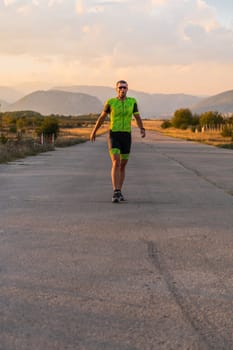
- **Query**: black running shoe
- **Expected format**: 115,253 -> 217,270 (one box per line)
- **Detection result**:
112,191 -> 120,203
119,191 -> 127,202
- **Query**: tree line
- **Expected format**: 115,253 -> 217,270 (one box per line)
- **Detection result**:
0,111 -> 99,144
161,109 -> 233,138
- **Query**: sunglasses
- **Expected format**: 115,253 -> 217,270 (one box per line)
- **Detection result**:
118,86 -> 127,90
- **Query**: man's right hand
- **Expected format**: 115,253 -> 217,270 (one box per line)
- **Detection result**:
90,111 -> 106,142
140,128 -> 146,138
90,131 -> 96,142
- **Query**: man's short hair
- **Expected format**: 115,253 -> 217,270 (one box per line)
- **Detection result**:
116,80 -> 128,87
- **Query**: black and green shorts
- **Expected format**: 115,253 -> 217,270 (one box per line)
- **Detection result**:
108,130 -> 131,160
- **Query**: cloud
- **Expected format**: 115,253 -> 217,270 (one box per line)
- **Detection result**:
48,0 -> 64,6
2,0 -> 231,64
17,5 -> 31,14
3,0 -> 18,6
75,0 -> 85,14
3,0 -> 65,9
75,0 -> 107,15
0,0 -> 233,94
151,0 -> 168,5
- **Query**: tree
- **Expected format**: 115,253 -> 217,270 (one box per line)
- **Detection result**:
2,113 -> 16,127
37,116 -> 59,139
221,126 -> 233,138
190,114 -> 200,126
16,118 -> 27,131
199,111 -> 223,127
227,115 -> 233,125
171,108 -> 193,129
161,120 -> 172,129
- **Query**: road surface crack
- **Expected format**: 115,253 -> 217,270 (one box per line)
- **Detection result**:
146,240 -> 231,350
162,153 -> 233,197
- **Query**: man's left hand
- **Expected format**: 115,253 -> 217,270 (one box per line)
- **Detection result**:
140,128 -> 146,138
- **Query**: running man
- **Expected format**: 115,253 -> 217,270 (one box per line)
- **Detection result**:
90,80 -> 146,203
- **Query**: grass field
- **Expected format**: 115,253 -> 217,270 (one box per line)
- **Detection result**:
1,119 -> 232,164
0,123 -> 109,163
0,140 -> 54,163
59,123 -> 109,139
141,120 -> 233,149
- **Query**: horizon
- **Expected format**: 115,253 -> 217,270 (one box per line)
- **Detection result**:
1,83 -> 233,117
3,73 -> 233,98
0,81 -> 226,100
1,1 -> 233,96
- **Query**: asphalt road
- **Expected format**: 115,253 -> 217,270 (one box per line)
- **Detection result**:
0,130 -> 233,350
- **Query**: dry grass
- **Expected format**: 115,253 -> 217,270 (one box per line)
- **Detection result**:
60,123 -> 109,139
0,140 -> 54,163
55,124 -> 109,147
141,120 -> 233,148
1,120 -> 231,164
141,120 -> 164,131
0,124 -> 109,162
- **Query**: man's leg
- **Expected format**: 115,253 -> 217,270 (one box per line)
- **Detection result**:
110,155 -> 128,191
108,131 -> 130,202
111,154 -> 121,191
111,156 -> 128,202
119,159 -> 128,190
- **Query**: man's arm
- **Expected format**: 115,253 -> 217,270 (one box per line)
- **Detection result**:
134,113 -> 146,138
90,111 -> 108,142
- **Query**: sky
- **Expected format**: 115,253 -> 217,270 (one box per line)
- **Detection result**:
0,0 -> 233,95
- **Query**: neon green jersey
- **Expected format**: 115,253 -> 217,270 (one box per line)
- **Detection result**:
104,97 -> 139,132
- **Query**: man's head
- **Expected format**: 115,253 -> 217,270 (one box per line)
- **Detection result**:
116,80 -> 128,99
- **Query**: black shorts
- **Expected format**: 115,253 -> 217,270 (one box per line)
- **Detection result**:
108,131 -> 131,159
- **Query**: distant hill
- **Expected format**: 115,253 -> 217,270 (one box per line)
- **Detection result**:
0,86 -> 24,103
0,99 -> 9,111
54,85 -> 203,118
54,85 -> 115,104
3,84 -> 214,118
191,90 -> 233,114
6,90 -> 103,115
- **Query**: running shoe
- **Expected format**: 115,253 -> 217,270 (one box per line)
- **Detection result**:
119,191 -> 127,202
112,191 -> 120,203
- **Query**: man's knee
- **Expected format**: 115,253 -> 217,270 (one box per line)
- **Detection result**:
112,157 -> 121,168
120,159 -> 128,170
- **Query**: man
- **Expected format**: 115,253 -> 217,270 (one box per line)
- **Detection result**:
90,80 -> 146,203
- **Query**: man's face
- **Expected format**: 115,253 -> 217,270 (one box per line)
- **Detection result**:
116,83 -> 128,99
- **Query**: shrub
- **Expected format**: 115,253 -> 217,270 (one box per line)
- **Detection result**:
37,116 -> 60,139
171,108 -> 193,129
0,134 -> 8,144
221,126 -> 233,137
161,120 -> 172,129
190,114 -> 200,126
180,124 -> 188,130
0,139 -> 54,163
200,111 -> 223,127
9,125 -> 17,133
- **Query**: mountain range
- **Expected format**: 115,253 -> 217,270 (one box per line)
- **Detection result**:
54,85 -> 202,118
1,85 -> 233,118
191,89 -> 233,114
0,86 -> 23,103
5,90 -> 103,116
